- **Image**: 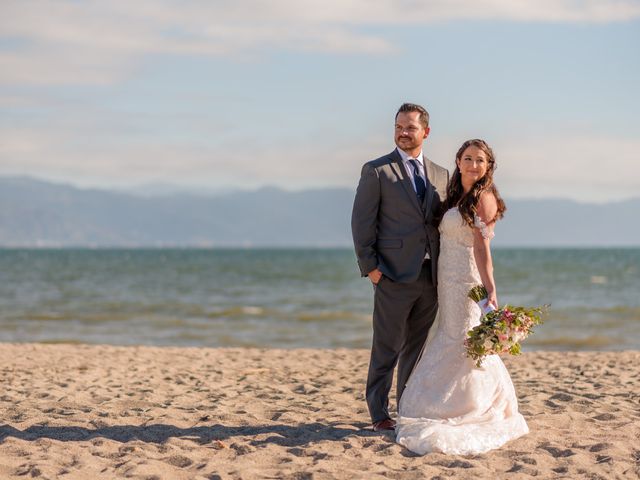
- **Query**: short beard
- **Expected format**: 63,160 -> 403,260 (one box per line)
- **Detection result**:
395,137 -> 419,150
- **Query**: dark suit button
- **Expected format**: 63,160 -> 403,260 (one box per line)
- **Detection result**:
420,238 -> 426,244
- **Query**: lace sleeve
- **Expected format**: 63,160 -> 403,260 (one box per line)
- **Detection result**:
474,214 -> 495,240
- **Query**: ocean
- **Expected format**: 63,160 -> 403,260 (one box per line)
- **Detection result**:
0,248 -> 638,351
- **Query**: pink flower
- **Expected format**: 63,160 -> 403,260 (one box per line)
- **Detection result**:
501,309 -> 515,325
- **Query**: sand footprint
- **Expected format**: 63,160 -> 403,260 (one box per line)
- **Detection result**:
539,443 -> 576,458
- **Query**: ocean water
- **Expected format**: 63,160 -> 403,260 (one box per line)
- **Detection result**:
0,248 -> 638,351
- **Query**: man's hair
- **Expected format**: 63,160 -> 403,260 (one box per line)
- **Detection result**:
396,103 -> 429,128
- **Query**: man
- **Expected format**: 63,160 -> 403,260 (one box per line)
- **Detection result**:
351,103 -> 449,432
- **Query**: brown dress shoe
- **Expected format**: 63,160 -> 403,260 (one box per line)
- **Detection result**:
372,418 -> 396,432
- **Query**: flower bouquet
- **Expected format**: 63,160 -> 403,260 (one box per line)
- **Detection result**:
464,285 -> 546,367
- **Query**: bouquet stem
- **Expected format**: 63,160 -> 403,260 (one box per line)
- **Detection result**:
477,298 -> 496,315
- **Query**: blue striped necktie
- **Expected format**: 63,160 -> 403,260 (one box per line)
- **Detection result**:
409,159 -> 426,204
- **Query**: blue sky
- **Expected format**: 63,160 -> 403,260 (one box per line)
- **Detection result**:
1,1 -> 639,202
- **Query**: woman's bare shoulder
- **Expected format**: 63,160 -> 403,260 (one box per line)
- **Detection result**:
476,191 -> 498,224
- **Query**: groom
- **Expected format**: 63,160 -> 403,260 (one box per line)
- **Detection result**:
351,103 -> 449,432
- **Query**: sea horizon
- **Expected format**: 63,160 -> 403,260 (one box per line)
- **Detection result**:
1,247 -> 638,351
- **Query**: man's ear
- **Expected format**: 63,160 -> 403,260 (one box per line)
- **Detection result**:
423,127 -> 431,139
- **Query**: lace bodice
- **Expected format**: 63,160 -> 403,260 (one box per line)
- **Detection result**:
437,207 -> 491,289
439,207 -> 494,246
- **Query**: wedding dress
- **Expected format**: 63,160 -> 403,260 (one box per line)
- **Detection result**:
396,207 -> 528,455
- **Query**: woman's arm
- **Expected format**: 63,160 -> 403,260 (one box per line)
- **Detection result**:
472,192 -> 498,308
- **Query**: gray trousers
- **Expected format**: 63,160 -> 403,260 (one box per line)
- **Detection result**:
366,261 -> 438,423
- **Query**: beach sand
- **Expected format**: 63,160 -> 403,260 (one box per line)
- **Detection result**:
0,344 -> 638,479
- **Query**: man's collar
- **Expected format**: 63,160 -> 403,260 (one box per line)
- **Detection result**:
396,147 -> 423,164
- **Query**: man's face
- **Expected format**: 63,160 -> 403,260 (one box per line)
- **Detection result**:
394,111 -> 429,153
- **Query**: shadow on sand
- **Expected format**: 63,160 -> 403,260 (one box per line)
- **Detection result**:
0,421 -> 390,447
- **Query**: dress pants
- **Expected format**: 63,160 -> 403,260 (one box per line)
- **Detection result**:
365,261 -> 438,423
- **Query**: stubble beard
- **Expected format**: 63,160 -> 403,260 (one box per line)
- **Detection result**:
396,136 -> 419,152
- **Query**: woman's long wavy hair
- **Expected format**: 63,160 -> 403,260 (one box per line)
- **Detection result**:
443,139 -> 506,227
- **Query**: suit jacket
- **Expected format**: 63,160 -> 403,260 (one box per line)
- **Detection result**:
351,149 -> 449,284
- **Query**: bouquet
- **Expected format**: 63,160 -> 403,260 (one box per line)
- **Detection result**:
464,285 -> 546,367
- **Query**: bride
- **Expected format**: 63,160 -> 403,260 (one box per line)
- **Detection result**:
395,139 -> 529,455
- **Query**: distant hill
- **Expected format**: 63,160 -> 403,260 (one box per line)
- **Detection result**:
0,176 -> 638,247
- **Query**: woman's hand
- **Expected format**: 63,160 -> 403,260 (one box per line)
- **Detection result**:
487,290 -> 498,310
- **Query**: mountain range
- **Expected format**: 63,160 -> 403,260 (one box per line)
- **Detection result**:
0,176 -> 637,247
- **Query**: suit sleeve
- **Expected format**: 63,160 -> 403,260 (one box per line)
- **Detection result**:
351,163 -> 380,277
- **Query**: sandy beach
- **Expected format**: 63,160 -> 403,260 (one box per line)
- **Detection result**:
0,344 -> 638,479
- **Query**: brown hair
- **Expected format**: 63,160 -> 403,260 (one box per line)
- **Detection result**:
395,103 -> 429,128
444,139 -> 506,227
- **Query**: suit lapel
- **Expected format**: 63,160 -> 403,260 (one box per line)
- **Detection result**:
389,149 -> 423,215
423,157 -> 437,217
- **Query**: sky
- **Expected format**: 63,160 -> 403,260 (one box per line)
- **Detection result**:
1,0 -> 639,202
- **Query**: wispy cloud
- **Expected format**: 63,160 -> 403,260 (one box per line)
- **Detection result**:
2,113 -> 639,201
497,133 -> 640,202
1,0 -> 639,85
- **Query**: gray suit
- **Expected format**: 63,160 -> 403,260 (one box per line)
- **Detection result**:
351,148 -> 449,423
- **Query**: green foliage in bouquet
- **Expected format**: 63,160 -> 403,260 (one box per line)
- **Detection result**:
465,285 -> 547,367
468,284 -> 489,303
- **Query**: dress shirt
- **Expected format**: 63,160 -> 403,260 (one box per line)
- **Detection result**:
396,147 -> 426,193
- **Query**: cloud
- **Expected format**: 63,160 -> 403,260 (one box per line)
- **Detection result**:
2,112 -> 639,202
1,0 -> 639,85
0,119 -> 378,190
235,0 -> 640,24
495,134 -> 640,202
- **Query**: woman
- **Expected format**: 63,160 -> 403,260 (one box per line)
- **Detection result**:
395,139 -> 529,455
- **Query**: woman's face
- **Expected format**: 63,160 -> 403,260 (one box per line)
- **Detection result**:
456,145 -> 490,184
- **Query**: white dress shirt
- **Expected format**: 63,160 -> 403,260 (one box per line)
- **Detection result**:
396,147 -> 426,193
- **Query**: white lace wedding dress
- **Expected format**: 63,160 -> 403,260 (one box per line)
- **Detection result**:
396,207 -> 529,455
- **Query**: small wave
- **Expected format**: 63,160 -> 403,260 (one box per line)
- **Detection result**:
207,306 -> 266,318
236,306 -> 264,315
590,275 -> 607,284
549,306 -> 640,317
16,313 -> 135,324
600,306 -> 640,315
527,335 -> 617,349
296,311 -> 371,322
40,338 -> 84,345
